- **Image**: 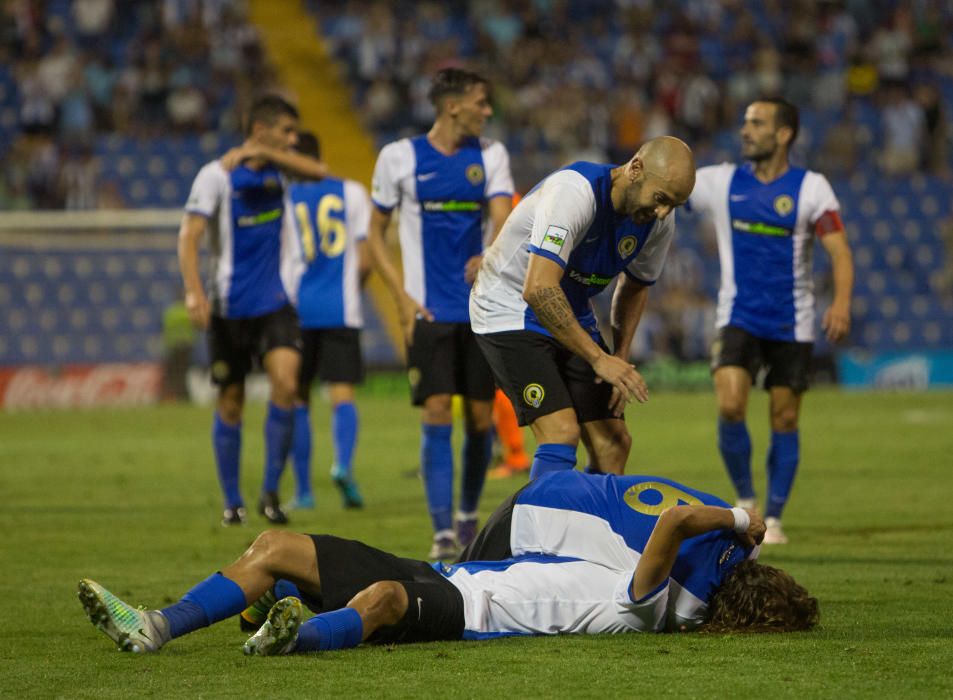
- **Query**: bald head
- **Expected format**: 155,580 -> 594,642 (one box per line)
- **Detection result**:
634,136 -> 696,199
612,136 -> 696,224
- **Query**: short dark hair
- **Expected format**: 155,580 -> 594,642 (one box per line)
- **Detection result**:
246,95 -> 299,136
295,131 -> 321,160
757,96 -> 800,145
428,68 -> 489,111
703,560 -> 819,633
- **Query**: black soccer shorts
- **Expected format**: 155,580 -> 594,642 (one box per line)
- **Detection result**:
406,320 -> 496,406
475,329 -> 617,426
299,327 -> 364,387
710,325 -> 814,394
305,534 -> 465,645
208,304 -> 301,386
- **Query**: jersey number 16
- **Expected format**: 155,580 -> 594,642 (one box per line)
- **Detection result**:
296,194 -> 346,261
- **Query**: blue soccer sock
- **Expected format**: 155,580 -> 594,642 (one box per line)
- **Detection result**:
332,402 -> 359,478
292,405 -> 312,500
530,443 -> 577,480
294,608 -> 364,653
274,579 -> 301,600
766,430 -> 799,519
212,414 -> 243,508
159,573 -> 247,639
460,429 -> 492,514
717,418 -> 755,500
421,423 -> 454,532
263,402 -> 294,494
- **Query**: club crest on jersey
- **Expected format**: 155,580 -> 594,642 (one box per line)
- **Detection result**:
617,235 -> 638,258
466,164 -> 485,185
211,361 -> 231,381
773,194 -> 795,216
522,383 -> 545,408
408,367 -> 421,388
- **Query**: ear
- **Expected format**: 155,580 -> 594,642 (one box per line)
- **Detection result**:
777,125 -> 794,148
627,156 -> 643,182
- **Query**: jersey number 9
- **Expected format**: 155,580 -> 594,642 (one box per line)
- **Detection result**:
624,481 -> 703,516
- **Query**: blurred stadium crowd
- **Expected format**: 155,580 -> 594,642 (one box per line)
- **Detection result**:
1,0 -> 952,370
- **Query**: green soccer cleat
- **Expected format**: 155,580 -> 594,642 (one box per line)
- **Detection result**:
78,579 -> 165,653
243,597 -> 303,656
239,588 -> 278,633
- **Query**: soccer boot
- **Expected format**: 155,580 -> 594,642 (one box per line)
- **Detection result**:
735,498 -> 758,512
428,530 -> 460,561
330,466 -> 364,509
455,513 -> 479,549
258,491 -> 289,525
239,588 -> 278,633
222,506 -> 247,527
764,517 -> 789,545
288,493 -> 316,510
243,597 -> 303,656
78,579 -> 166,653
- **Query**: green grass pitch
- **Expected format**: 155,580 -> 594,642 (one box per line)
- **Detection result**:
3,387 -> 952,698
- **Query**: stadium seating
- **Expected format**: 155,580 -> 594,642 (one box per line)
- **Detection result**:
1,0 -> 950,369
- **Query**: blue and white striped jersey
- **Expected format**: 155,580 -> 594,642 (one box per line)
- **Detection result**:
371,135 -> 513,323
185,161 -> 290,319
470,162 -> 675,336
503,470 -> 757,631
688,162 -> 841,342
439,554 -> 667,638
283,177 -> 370,330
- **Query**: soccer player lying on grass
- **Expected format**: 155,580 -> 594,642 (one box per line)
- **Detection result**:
78,475 -> 817,656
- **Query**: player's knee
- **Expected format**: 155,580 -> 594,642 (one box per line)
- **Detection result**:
422,397 -> 453,424
718,396 -> 746,422
246,529 -> 293,565
465,406 -> 494,433
771,408 -> 798,432
271,374 -> 298,405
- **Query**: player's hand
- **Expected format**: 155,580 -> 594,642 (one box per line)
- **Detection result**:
219,145 -> 251,171
398,294 -> 433,345
185,291 -> 210,330
592,354 -> 648,415
464,255 -> 483,284
737,509 -> 765,548
823,302 -> 851,343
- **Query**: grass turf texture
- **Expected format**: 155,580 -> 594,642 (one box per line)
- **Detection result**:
3,388 -> 952,698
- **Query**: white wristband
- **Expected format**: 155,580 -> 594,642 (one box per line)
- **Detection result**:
730,507 -> 750,535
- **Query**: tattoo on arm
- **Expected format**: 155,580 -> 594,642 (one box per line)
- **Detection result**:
527,286 -> 576,332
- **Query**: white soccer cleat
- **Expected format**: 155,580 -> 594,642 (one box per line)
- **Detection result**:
78,578 -> 164,653
243,596 -> 303,656
735,498 -> 758,511
763,517 -> 789,545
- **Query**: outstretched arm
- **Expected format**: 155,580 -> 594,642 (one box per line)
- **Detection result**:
631,506 -> 764,601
